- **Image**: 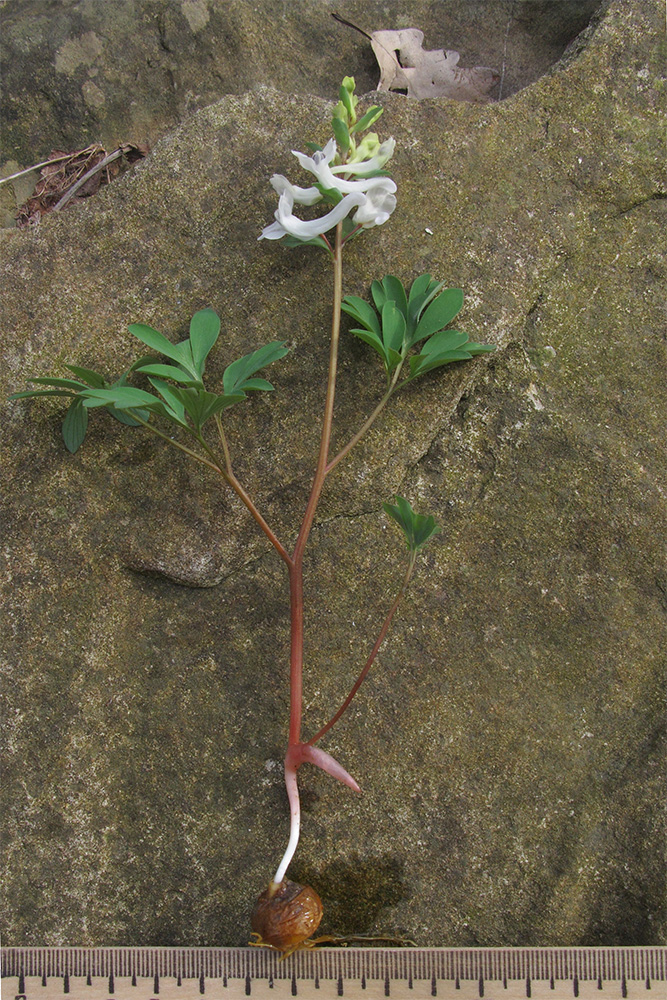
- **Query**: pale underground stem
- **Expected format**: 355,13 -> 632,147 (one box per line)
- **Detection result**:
272,752 -> 301,885
272,743 -> 361,885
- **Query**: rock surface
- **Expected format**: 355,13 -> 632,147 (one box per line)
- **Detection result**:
1,0 -> 665,947
0,0 -> 604,224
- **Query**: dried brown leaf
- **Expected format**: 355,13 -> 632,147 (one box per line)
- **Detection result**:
370,27 -> 500,103
16,142 -> 149,229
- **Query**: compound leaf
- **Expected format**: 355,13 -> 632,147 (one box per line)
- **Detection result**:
331,116 -> 351,155
64,365 -> 106,388
379,275 -> 408,319
80,386 -> 159,410
381,300 -> 406,354
383,495 -> 440,552
341,295 -> 381,336
29,376 -> 89,390
135,363 -> 198,385
9,388 -> 76,400
350,105 -> 383,134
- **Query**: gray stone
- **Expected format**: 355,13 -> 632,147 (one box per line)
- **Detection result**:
0,0 -> 604,223
0,0 -> 665,947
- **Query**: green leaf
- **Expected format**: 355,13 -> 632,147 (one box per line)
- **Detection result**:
189,308 -> 220,373
222,341 -> 289,397
29,376 -> 90,390
350,106 -> 383,134
135,363 -> 198,384
199,392 -> 245,422
128,323 -> 198,380
341,217 -> 364,242
408,328 -> 482,379
80,387 -> 160,410
465,342 -> 496,356
341,295 -> 381,336
381,300 -> 406,354
339,82 -> 355,121
130,354 -> 161,372
9,389 -> 77,400
62,398 -> 88,453
348,327 -> 389,366
64,366 -> 107,388
238,378 -> 274,392
383,496 -> 440,552
406,274 -> 444,338
148,379 -> 189,426
386,347 -> 403,373
109,408 -> 149,427
412,288 -> 464,344
409,351 -> 473,380
370,278 -> 387,313
421,329 -> 470,355
331,116 -> 351,155
175,387 -> 244,430
379,275 -> 408,319
314,182 -> 344,205
407,273 -> 433,307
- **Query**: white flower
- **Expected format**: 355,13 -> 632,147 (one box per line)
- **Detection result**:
331,138 -> 396,177
269,173 -> 321,206
291,138 -> 396,195
259,138 -> 397,242
260,189 -> 368,241
352,182 -> 397,227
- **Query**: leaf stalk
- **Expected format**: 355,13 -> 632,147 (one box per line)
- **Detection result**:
306,551 -> 416,746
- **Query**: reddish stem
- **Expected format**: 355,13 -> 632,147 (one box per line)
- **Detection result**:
287,221 -> 344,745
307,552 -> 416,746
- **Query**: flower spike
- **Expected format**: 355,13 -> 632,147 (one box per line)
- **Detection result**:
259,78 -> 397,245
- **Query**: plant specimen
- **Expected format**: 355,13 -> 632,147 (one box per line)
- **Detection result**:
9,78 -> 494,954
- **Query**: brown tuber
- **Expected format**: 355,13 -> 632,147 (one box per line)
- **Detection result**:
250,879 -> 324,955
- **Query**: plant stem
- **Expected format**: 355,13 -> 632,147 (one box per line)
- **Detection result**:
134,415 -> 223,473
325,362 -> 403,475
293,221 -> 344,559
288,220 -> 344,745
136,413 -> 292,567
203,421 -> 292,567
306,551 -> 416,746
272,223 -> 344,885
214,414 -> 233,471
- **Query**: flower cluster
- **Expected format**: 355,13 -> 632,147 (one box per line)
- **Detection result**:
259,139 -> 396,240
259,126 -> 396,244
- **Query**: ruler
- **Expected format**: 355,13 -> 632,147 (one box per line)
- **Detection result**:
2,947 -> 665,1000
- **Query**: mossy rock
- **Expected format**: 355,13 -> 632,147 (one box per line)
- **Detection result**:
0,0 -> 605,225
0,0 -> 664,946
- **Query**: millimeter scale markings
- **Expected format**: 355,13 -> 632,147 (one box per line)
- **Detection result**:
2,947 -> 665,1000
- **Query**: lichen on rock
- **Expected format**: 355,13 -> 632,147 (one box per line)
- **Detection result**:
0,0 -> 665,948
